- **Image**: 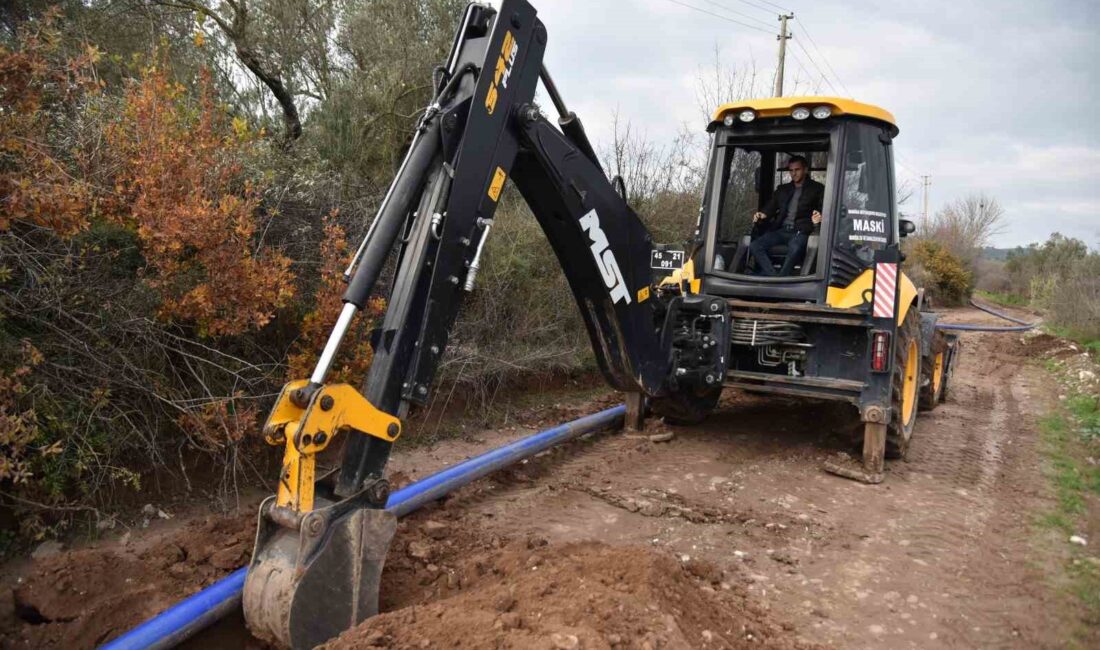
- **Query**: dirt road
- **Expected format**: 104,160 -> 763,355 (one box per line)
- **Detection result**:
3,306 -> 1082,648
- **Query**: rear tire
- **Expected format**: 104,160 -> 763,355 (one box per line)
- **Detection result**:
885,309 -> 921,459
650,386 -> 722,425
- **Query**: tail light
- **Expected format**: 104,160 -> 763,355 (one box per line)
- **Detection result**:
871,330 -> 891,372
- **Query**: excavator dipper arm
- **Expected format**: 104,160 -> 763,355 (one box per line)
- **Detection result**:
243,2 -> 728,647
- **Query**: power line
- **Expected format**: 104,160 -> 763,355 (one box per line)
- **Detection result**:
794,19 -> 854,97
791,37 -> 839,95
787,51 -> 824,95
661,0 -> 774,34
787,39 -> 832,94
725,0 -> 790,14
894,153 -> 921,179
714,0 -> 803,28
697,0 -> 774,29
792,50 -> 827,94
744,0 -> 794,13
709,0 -> 852,98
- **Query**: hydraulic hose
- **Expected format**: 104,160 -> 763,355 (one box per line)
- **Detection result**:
99,404 -> 626,650
935,298 -> 1039,332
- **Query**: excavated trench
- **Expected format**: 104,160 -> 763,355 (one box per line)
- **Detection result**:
3,306 -> 1082,649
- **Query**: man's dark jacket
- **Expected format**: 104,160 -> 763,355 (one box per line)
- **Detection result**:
756,178 -> 825,235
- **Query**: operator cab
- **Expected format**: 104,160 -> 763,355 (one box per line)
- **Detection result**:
695,97 -> 901,304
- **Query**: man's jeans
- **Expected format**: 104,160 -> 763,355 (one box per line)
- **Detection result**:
749,227 -> 809,276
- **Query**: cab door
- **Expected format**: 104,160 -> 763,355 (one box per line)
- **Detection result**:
825,121 -> 897,294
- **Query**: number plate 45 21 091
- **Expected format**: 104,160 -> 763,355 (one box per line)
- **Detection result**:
650,249 -> 685,271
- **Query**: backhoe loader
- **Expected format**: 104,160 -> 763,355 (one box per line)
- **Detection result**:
242,1 -> 957,646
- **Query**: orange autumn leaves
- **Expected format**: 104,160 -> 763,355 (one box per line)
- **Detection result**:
2,16 -> 294,338
286,216 -> 385,384
107,66 -> 294,337
0,10 -> 98,237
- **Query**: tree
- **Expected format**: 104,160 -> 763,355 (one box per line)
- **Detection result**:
918,193 -> 1006,267
1004,233 -> 1089,299
307,0 -> 464,182
153,0 -> 313,145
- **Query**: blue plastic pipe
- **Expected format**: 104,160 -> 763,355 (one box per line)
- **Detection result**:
934,322 -> 1035,332
968,299 -> 1035,326
936,299 -> 1039,332
97,567 -> 249,650
387,404 -> 625,517
99,404 -> 626,650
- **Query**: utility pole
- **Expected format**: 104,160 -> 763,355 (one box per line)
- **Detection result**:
774,13 -> 793,97
921,175 -> 932,220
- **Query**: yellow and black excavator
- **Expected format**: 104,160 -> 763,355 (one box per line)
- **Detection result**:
242,1 -> 957,646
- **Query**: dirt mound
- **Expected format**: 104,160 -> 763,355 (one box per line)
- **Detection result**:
986,330 -> 1085,361
3,512 -> 253,648
331,530 -> 819,650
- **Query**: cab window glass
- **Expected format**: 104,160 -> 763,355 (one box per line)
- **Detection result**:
835,124 -> 892,262
717,148 -> 760,243
712,138 -> 829,276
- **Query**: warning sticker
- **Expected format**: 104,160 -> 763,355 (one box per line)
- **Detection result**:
847,209 -> 888,245
487,167 -> 507,202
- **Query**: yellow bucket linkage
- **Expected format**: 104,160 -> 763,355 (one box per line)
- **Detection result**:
262,380 -> 401,513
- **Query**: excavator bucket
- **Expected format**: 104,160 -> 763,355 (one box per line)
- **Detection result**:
243,495 -> 397,649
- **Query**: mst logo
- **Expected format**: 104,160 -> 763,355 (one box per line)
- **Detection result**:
579,209 -> 631,305
485,30 -> 519,115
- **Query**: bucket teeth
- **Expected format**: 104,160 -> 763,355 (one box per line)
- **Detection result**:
243,499 -> 397,649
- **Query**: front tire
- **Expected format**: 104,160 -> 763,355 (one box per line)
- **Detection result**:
650,386 -> 722,425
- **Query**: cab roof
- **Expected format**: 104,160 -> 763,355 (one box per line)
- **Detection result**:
711,97 -> 898,135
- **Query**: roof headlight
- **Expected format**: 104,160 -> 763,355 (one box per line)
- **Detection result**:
791,106 -> 811,120
738,109 -> 757,123
723,113 -> 736,127
812,105 -> 833,119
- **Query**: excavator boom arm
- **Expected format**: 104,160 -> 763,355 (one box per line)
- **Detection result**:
243,2 -> 728,647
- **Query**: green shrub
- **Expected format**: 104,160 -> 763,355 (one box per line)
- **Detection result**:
908,240 -> 972,306
1005,234 -> 1099,342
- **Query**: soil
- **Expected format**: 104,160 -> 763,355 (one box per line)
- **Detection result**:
2,305 -> 1089,649
2,512 -> 255,648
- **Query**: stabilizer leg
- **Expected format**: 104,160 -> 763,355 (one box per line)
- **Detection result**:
823,421 -> 886,484
625,392 -> 646,431
861,421 -> 887,479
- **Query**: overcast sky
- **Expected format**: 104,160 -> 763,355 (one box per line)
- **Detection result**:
494,0 -> 1098,248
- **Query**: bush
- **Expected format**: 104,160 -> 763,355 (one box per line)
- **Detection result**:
1004,234 -> 1099,341
1005,234 -> 1090,301
0,32 -> 294,535
907,193 -> 1006,304
907,240 -> 972,306
436,194 -> 593,416
104,65 -> 295,337
974,258 -> 1011,294
1048,259 -> 1100,342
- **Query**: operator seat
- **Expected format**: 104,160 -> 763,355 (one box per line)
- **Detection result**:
733,234 -> 818,275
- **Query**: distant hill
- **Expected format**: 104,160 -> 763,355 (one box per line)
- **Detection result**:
981,246 -> 1015,261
